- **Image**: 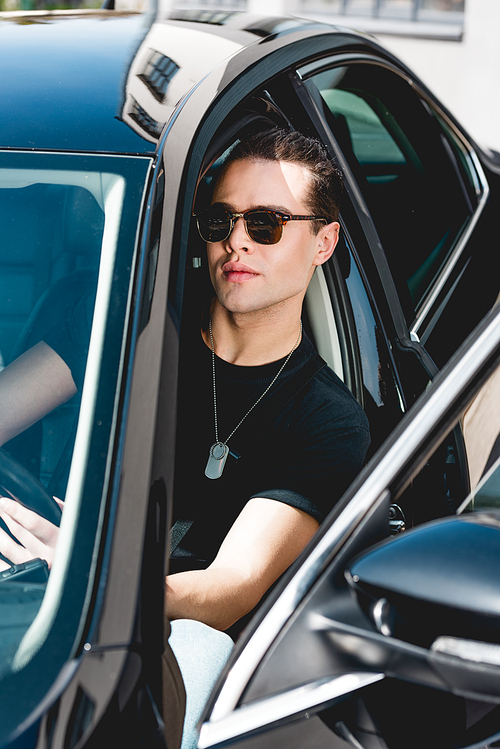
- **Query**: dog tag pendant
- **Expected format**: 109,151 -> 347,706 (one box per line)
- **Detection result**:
205,442 -> 229,479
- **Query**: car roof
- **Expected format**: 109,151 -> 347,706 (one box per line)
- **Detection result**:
0,8 -> 370,156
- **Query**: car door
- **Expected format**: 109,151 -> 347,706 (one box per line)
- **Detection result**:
196,295 -> 500,749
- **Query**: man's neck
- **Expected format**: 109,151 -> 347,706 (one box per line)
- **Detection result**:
202,301 -> 303,367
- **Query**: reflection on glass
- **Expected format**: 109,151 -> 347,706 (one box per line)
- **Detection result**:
461,361 -> 500,512
467,457 -> 500,511
139,52 -> 180,103
0,152 -> 149,681
298,0 -> 464,21
344,255 -> 383,408
462,364 -> 500,492
422,0 -> 464,11
320,85 -> 406,168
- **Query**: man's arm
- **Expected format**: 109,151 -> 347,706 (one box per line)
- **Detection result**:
0,497 -> 319,630
165,497 -> 319,631
0,342 -> 77,570
0,341 -> 77,446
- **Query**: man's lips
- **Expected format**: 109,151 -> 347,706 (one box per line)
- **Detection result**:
222,262 -> 259,282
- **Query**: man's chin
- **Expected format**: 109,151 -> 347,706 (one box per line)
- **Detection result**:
214,283 -> 305,317
214,288 -> 260,315
215,296 -> 289,318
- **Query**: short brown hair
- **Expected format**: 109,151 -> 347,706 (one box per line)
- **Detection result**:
224,128 -> 343,232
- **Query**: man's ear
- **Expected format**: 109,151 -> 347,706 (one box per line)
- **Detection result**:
313,221 -> 340,267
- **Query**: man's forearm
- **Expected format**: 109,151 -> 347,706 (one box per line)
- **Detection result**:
165,498 -> 319,632
0,342 -> 77,446
165,566 -> 262,631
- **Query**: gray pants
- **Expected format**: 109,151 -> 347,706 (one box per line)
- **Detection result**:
169,619 -> 234,749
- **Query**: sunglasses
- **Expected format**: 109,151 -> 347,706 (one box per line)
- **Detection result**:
193,207 -> 326,246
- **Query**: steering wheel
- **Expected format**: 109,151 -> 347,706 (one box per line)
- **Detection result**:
0,448 -> 62,528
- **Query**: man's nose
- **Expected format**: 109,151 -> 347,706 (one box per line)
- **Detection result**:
226,215 -> 254,253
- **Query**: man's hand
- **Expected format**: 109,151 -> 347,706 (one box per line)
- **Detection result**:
0,496 -> 62,571
166,497 -> 319,631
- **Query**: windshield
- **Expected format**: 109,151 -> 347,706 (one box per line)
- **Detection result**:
0,152 -> 151,690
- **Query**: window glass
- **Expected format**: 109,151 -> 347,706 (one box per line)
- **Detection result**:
462,361 -> 500,505
342,241 -> 405,423
0,152 -> 150,699
467,457 -> 500,512
395,349 -> 500,524
305,64 -> 475,323
322,88 -> 406,168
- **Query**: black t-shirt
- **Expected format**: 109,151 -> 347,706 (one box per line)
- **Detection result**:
172,316 -> 370,566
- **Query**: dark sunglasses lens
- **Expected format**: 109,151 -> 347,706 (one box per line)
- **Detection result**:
197,209 -> 230,242
246,211 -> 282,245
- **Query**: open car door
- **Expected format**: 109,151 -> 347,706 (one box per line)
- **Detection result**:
197,302 -> 500,749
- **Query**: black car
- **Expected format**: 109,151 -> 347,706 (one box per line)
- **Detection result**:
0,6 -> 499,749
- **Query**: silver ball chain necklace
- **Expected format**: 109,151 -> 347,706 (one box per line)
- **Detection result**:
205,315 -> 303,479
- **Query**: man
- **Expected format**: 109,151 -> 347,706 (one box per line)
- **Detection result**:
0,128 -> 370,748
167,128 -> 370,622
165,128 -> 370,747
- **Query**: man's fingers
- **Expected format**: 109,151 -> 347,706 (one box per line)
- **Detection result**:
0,525 -> 31,566
0,497 -> 59,567
54,497 -> 65,511
0,497 -> 57,544
0,511 -> 56,565
0,512 -> 44,560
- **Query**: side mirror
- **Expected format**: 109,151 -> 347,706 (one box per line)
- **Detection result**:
345,512 -> 500,701
346,512 -> 500,648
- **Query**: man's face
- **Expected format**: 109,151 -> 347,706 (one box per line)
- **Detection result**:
206,158 -> 337,318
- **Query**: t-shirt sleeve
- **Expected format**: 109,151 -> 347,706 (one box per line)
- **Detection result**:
43,287 -> 96,391
249,372 -> 371,522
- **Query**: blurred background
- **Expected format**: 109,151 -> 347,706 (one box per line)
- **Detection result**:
1,0 -> 498,156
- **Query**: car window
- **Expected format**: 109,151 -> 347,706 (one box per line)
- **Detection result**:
320,86 -> 407,168
304,63 -> 478,327
0,152 -> 150,701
